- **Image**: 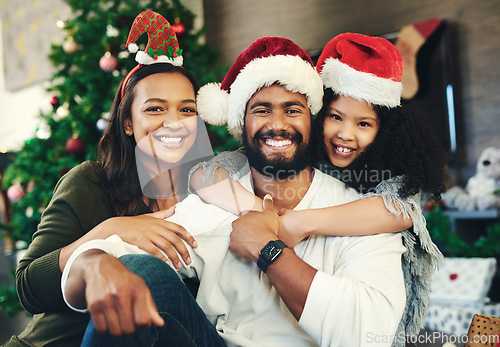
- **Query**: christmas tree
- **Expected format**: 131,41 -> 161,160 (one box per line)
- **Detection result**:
0,0 -> 237,315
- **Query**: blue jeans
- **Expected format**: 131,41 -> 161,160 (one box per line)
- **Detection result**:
80,254 -> 226,347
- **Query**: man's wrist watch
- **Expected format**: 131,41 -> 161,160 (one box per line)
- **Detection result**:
257,240 -> 288,273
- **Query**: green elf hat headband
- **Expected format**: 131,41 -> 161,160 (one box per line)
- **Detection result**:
121,10 -> 184,99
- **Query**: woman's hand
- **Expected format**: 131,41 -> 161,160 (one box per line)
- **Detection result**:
59,207 -> 197,271
277,209 -> 311,248
102,208 -> 197,268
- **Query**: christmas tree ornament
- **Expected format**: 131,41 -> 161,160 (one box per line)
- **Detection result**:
99,52 -> 118,72
55,103 -> 70,120
172,18 -> 186,38
63,36 -> 78,54
395,18 -> 442,100
106,24 -> 119,37
125,11 -> 183,66
96,118 -> 108,132
65,136 -> 86,156
7,184 -> 25,202
49,96 -> 59,108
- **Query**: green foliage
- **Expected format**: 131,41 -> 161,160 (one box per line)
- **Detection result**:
426,206 -> 500,257
0,272 -> 24,317
0,0 -> 236,316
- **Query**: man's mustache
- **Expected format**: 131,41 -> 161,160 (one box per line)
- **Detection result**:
253,129 -> 303,142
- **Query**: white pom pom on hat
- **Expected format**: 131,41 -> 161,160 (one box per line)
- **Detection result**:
128,42 -> 138,54
196,83 -> 229,127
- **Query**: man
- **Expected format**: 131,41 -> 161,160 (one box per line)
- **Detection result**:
62,37 -> 406,346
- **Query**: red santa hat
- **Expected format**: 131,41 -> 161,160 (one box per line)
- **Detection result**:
316,33 -> 403,108
125,10 -> 183,66
197,36 -> 323,141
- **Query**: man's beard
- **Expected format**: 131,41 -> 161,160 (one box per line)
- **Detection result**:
243,128 -> 313,180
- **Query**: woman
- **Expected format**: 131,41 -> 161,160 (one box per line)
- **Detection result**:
6,12 -> 209,347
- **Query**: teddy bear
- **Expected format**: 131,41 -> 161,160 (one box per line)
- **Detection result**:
442,147 -> 500,211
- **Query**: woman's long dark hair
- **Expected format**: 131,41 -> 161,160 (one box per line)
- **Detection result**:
98,63 -> 200,216
313,88 -> 447,199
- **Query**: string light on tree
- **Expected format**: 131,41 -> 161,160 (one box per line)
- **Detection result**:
96,117 -> 108,132
25,207 -> 34,218
56,19 -> 66,29
36,121 -> 51,139
172,18 -> 186,38
97,111 -> 111,132
106,24 -> 119,37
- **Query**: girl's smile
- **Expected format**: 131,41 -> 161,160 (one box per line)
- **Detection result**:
323,95 -> 380,168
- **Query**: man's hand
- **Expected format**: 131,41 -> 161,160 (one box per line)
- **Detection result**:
230,195 -> 279,262
65,250 -> 164,336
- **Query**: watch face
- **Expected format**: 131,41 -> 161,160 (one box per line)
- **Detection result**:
260,244 -> 282,262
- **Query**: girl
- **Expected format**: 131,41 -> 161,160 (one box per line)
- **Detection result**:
7,11 -> 208,347
192,33 -> 447,339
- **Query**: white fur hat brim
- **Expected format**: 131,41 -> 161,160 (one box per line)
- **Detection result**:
320,57 -> 402,108
135,50 -> 183,66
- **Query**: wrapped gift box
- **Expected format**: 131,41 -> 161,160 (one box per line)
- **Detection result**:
423,257 -> 499,336
424,303 -> 500,336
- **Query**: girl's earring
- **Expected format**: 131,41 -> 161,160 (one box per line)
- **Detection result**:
125,129 -> 133,136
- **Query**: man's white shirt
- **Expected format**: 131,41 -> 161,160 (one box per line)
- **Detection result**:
61,169 -> 406,347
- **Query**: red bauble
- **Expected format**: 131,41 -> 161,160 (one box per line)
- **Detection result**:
7,184 -> 25,202
49,96 -> 59,108
172,21 -> 186,38
66,136 -> 86,156
99,52 -> 118,72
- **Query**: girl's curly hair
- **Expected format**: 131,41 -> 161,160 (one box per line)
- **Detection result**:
313,89 -> 448,199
